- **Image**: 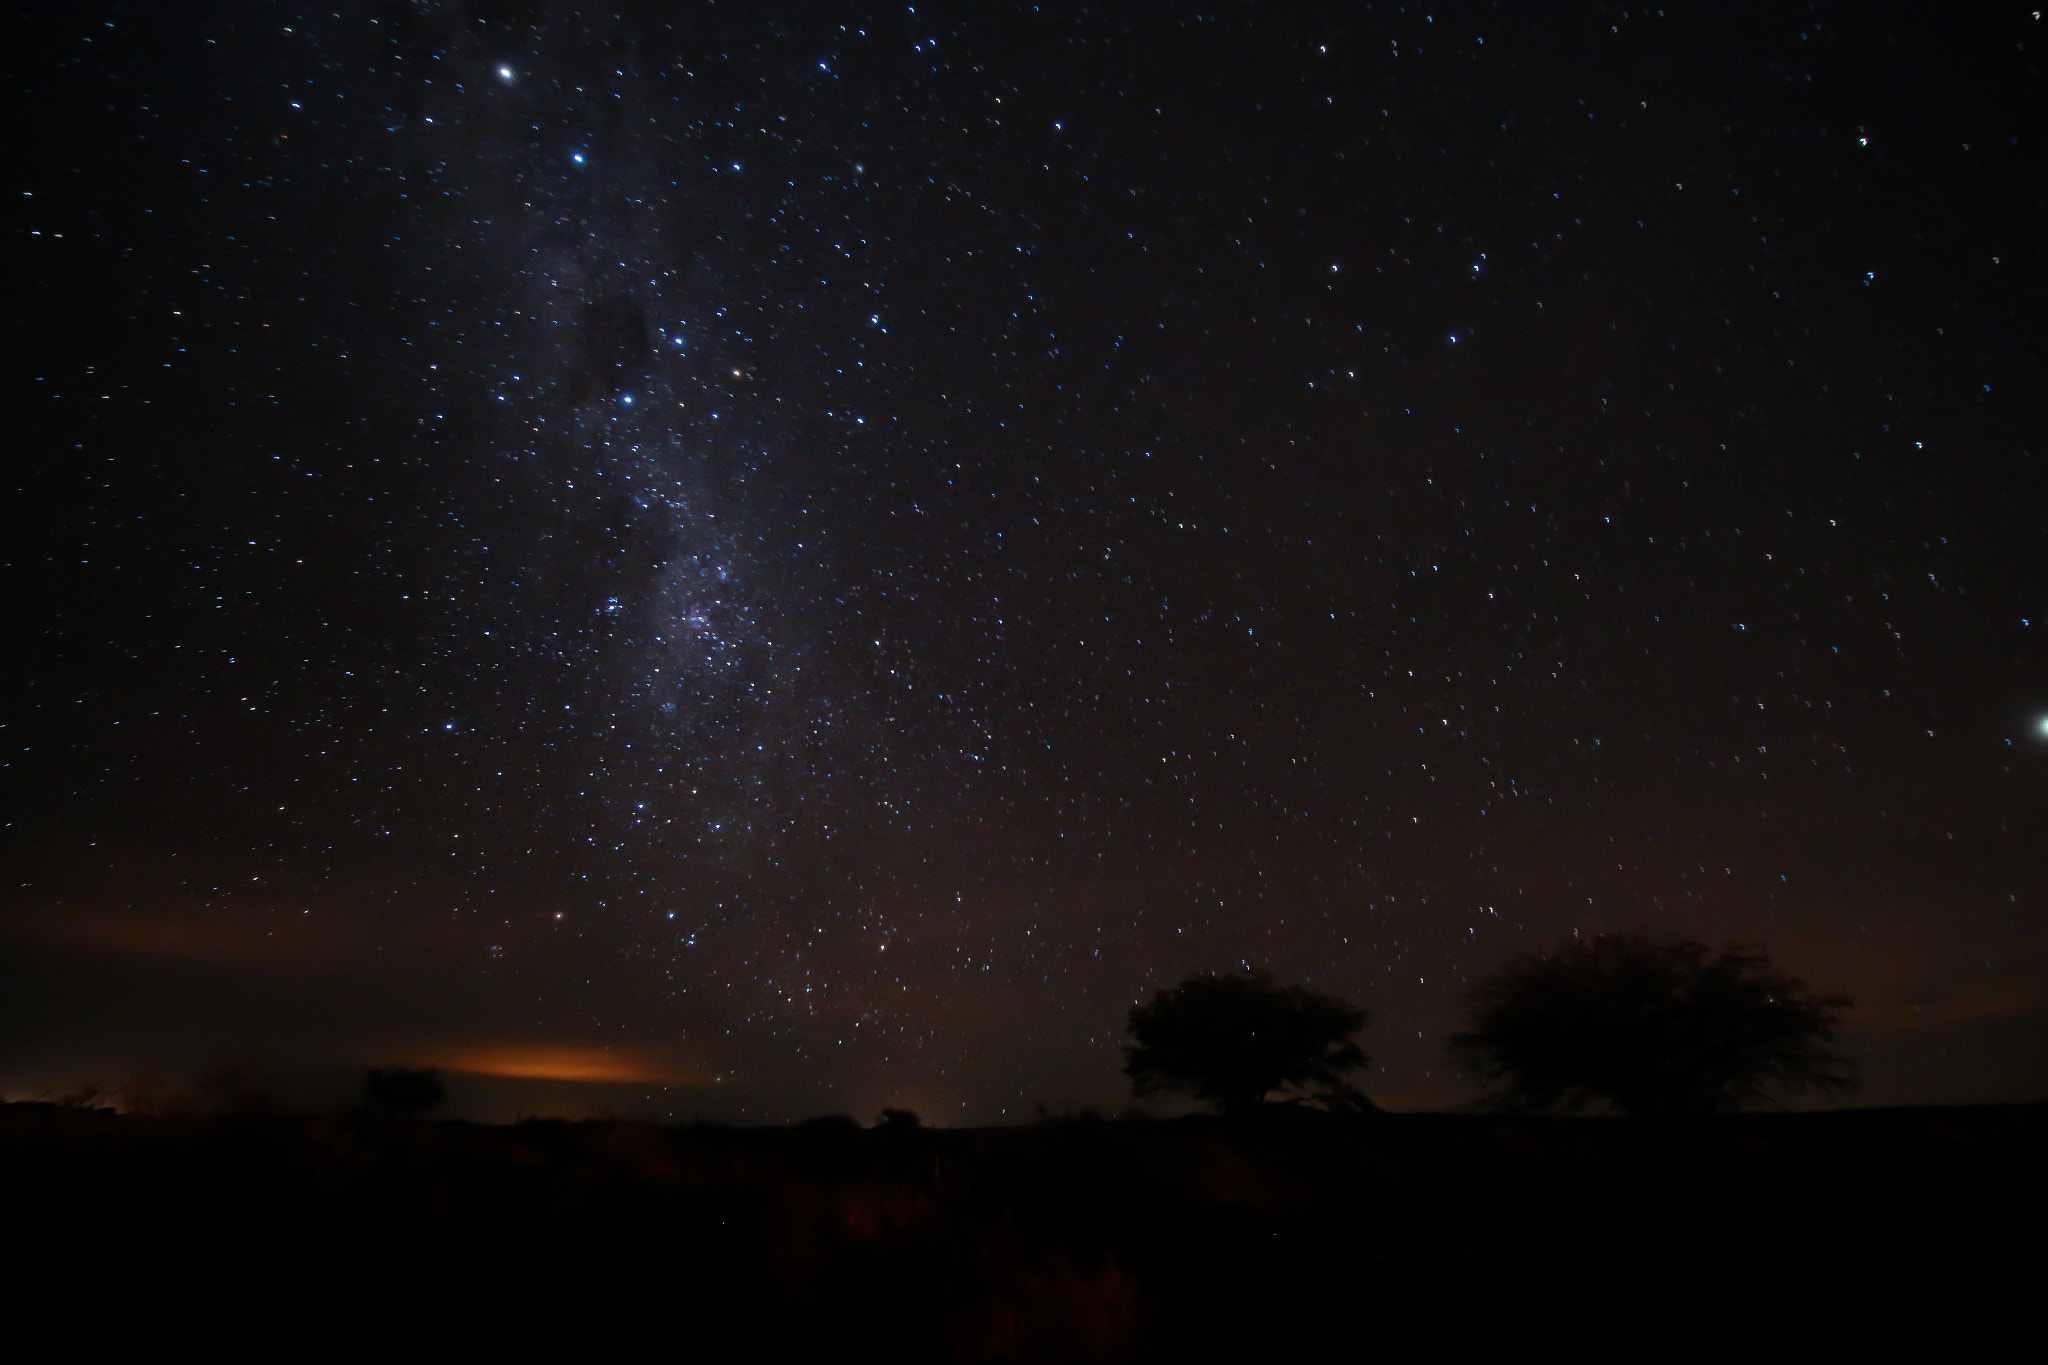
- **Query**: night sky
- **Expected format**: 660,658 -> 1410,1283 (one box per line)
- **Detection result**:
7,2 -> 2046,1122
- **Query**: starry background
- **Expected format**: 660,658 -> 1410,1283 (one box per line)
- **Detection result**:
5,1 -> 2046,1121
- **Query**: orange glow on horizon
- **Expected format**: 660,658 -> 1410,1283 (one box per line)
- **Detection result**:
425,1043 -> 706,1084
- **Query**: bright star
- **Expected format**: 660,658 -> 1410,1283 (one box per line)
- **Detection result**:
497,65 -> 515,83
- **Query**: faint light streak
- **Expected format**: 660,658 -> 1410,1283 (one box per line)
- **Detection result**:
428,1043 -> 705,1084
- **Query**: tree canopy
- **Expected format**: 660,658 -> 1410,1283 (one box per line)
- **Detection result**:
1449,934 -> 1857,1117
1124,971 -> 1371,1117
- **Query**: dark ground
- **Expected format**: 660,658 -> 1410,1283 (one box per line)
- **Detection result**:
6,1102 -> 2040,1359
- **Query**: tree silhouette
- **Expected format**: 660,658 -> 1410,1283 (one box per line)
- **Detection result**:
1124,971 -> 1371,1117
1449,934 -> 1857,1117
364,1067 -> 447,1119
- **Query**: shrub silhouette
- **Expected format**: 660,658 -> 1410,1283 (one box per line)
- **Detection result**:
364,1067 -> 448,1119
1450,933 -> 1857,1117
1124,971 -> 1370,1117
58,1082 -> 114,1111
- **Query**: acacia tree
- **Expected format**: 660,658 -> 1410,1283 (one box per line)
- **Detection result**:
1124,971 -> 1371,1117
1449,934 -> 1857,1117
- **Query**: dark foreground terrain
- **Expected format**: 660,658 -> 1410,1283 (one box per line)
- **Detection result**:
6,1102 -> 2041,1359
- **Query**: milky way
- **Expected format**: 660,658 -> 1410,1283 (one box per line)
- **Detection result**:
7,3 -> 2046,1119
